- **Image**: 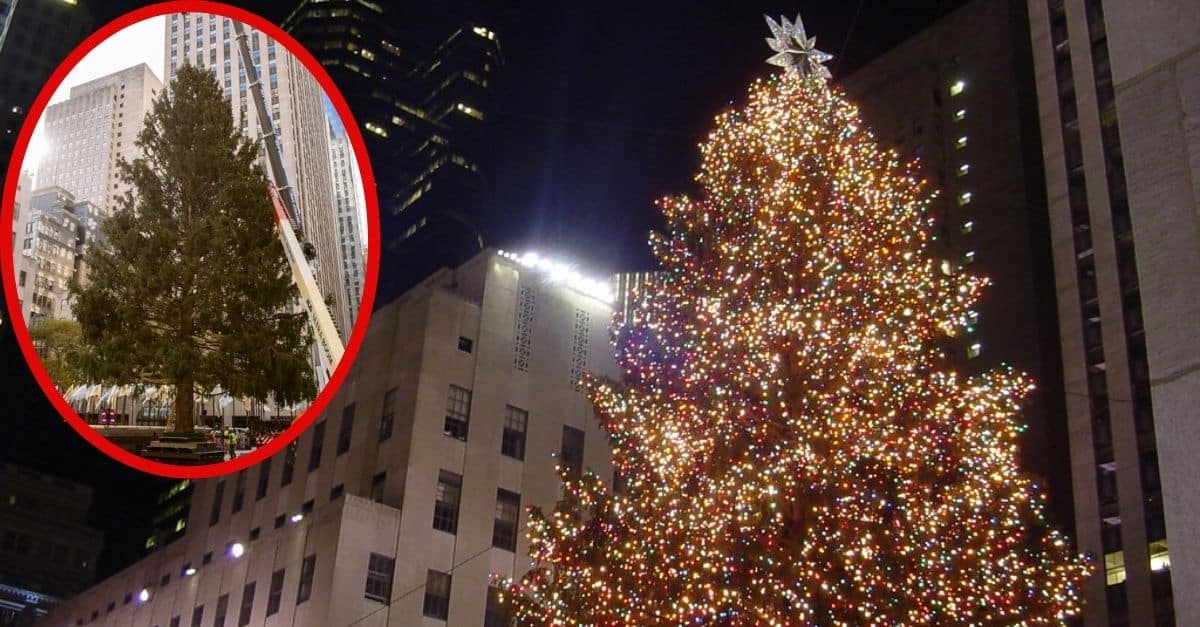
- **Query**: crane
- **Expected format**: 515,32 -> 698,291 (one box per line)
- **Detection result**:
232,21 -> 343,382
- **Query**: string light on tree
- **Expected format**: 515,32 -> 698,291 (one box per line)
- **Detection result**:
499,13 -> 1091,626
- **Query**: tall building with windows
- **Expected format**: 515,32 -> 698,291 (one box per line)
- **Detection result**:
0,0 -> 92,171
1027,0 -> 1199,624
283,0 -> 503,305
14,187 -> 102,323
0,464 -> 104,623
34,64 -> 162,213
328,122 -> 366,325
42,249 -> 619,626
839,0 -> 1074,530
163,12 -> 350,340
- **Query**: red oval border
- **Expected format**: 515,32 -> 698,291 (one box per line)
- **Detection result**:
0,0 -> 380,479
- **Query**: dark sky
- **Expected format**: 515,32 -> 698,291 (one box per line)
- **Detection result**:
0,0 -> 970,579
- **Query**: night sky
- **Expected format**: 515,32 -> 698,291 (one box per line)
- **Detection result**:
0,0 -> 970,579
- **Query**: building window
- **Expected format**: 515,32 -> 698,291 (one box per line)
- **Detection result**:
170,616 -> 180,627
955,135 -> 968,149
954,108 -> 967,121
957,164 -> 970,177
209,480 -> 225,526
274,514 -> 285,529
308,420 -> 326,470
249,527 -> 260,541
266,569 -> 285,616
330,484 -> 344,500
458,336 -> 473,352
213,594 -> 228,627
963,251 -> 976,264
190,604 -> 204,627
364,553 -> 395,602
202,551 -> 212,565
297,554 -> 316,604
957,191 -> 973,206
232,471 -> 246,513
961,220 -> 974,234
337,403 -> 355,455
561,426 -> 585,478
281,441 -> 297,486
967,343 -> 982,359
444,385 -> 471,440
256,458 -> 271,500
514,286 -> 534,371
433,470 -> 462,534
378,387 -> 397,441
949,79 -> 966,96
484,585 -> 513,626
502,405 -> 528,460
371,472 -> 386,502
422,570 -> 451,620
1104,550 -> 1126,585
1149,540 -> 1170,571
493,489 -> 521,552
237,581 -> 255,626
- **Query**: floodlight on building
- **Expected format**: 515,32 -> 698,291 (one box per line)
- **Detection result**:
497,250 -> 615,303
184,566 -> 196,576
229,542 -> 245,558
137,588 -> 150,603
291,513 -> 304,523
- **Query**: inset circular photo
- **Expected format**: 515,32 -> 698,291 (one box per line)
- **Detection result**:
1,2 -> 378,477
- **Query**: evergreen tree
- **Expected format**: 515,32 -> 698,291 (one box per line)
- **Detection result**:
503,16 -> 1090,625
71,64 -> 315,434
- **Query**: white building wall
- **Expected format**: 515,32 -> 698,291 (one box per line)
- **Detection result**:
34,64 -> 161,213
41,250 -> 620,626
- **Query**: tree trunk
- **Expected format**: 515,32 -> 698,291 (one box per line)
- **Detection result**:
173,374 -> 194,433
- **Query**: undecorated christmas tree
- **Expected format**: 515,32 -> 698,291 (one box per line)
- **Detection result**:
72,64 -> 315,434
502,15 -> 1090,626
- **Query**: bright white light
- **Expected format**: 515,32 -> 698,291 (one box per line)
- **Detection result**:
137,588 -> 150,603
24,122 -> 49,172
290,513 -> 304,523
229,542 -> 245,558
184,567 -> 196,576
499,250 -> 614,303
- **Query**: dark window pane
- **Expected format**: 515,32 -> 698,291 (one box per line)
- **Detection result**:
492,489 -> 520,552
337,403 -> 355,455
433,470 -> 462,534
444,385 -> 471,440
561,426 -> 585,479
422,570 -> 451,620
364,553 -> 395,602
501,405 -> 527,460
308,421 -> 326,470
297,554 -> 316,604
378,387 -> 397,441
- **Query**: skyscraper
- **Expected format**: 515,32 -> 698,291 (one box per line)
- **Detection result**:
327,122 -> 365,325
15,186 -> 102,323
0,0 -> 92,172
283,0 -> 502,305
41,249 -> 619,626
1027,0 -> 1198,623
34,64 -> 162,214
163,12 -> 350,339
839,0 -> 1073,530
0,463 -> 104,621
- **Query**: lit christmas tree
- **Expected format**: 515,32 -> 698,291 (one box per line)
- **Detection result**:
501,14 -> 1091,626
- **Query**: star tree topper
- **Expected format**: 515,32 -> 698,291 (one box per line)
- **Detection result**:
764,14 -> 833,80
